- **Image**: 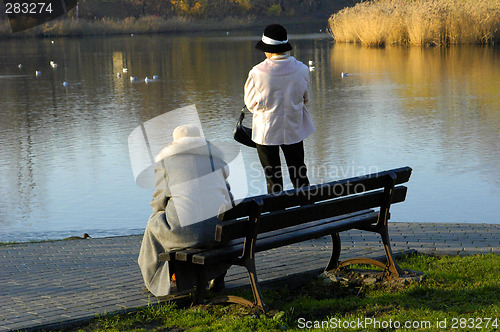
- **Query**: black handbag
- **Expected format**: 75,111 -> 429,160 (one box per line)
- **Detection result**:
233,106 -> 256,148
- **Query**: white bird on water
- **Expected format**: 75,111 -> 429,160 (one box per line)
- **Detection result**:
35,71 -> 41,76
341,72 -> 348,78
308,60 -> 315,71
130,76 -> 138,82
145,77 -> 151,83
123,68 -> 128,73
18,64 -> 23,69
153,75 -> 159,80
63,81 -> 68,86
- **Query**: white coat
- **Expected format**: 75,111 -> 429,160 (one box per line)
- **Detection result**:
138,136 -> 232,297
244,55 -> 315,145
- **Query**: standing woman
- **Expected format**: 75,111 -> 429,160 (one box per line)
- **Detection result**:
244,24 -> 315,193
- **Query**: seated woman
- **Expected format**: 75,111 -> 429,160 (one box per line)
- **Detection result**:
138,124 -> 232,297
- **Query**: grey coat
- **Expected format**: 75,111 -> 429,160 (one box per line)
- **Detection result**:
138,137 -> 232,296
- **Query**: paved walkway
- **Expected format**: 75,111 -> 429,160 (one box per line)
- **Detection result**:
1,223 -> 499,332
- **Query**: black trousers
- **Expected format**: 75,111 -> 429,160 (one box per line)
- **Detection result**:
256,141 -> 310,194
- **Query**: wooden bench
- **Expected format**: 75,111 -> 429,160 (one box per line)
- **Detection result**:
159,166 -> 412,312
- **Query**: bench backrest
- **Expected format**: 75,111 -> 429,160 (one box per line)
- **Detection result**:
216,166 -> 412,243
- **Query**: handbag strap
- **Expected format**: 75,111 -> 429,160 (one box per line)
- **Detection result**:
239,106 -> 246,123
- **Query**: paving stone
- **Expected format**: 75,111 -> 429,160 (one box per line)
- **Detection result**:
1,223 -> 499,331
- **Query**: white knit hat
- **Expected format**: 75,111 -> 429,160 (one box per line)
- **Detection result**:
172,124 -> 201,141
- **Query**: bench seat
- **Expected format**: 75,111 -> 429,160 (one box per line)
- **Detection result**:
158,166 -> 413,312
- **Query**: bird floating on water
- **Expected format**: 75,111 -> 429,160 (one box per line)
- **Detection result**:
123,68 -> 128,73
341,72 -> 348,78
63,81 -> 68,86
145,77 -> 151,83
308,60 -> 315,72
18,64 -> 23,69
35,71 -> 41,76
130,76 -> 138,82
51,62 -> 58,68
63,233 -> 91,240
153,75 -> 159,80
116,72 -> 121,77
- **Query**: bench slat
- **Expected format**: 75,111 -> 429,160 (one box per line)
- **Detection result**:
219,166 -> 412,220
194,211 -> 379,265
175,248 -> 207,262
158,252 -> 175,262
216,185 -> 407,243
165,210 -> 374,265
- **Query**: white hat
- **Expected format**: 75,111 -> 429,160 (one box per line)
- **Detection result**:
172,124 -> 201,141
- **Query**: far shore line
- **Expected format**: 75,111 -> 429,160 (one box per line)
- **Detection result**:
0,15 -> 329,40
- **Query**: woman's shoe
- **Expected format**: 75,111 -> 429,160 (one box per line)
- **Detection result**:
208,272 -> 226,292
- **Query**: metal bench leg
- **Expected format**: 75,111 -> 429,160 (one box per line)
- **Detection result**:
377,172 -> 404,279
379,227 -> 404,279
244,257 -> 268,312
241,198 -> 267,312
204,199 -> 268,312
207,257 -> 268,312
193,266 -> 207,305
325,232 -> 341,271
327,227 -> 404,279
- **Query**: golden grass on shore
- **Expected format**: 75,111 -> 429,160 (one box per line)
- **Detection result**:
0,15 -> 256,38
328,0 -> 500,47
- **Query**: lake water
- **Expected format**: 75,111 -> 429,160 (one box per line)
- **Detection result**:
1,31 -> 499,242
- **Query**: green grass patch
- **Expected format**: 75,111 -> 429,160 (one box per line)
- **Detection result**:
72,253 -> 500,331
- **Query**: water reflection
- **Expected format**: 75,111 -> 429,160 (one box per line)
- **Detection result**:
325,45 -> 500,178
0,34 -> 499,241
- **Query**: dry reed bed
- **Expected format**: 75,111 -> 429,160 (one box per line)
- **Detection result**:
328,0 -> 500,46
